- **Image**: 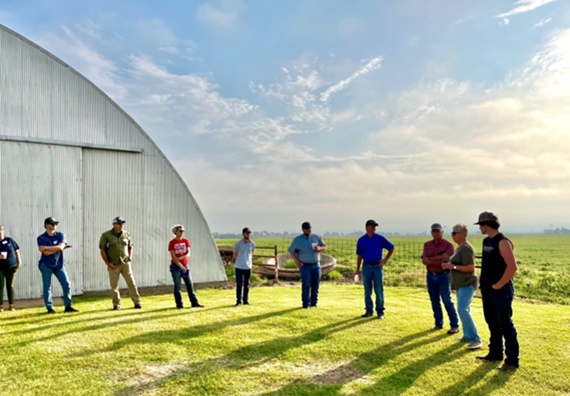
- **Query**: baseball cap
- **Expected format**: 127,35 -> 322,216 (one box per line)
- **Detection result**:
242,227 -> 252,233
365,220 -> 379,226
44,217 -> 59,226
474,211 -> 500,226
112,216 -> 126,225
431,223 -> 443,231
301,222 -> 312,230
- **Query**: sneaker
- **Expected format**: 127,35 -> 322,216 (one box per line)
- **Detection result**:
377,314 -> 385,320
310,305 -> 319,308
468,340 -> 483,350
447,327 -> 460,335
176,305 -> 184,309
302,306 -> 309,309
243,302 -> 250,305
113,305 -> 121,310
432,326 -> 444,330
361,313 -> 373,318
498,364 -> 518,371
134,304 -> 142,309
235,303 -> 242,307
0,305 -> 3,312
455,337 -> 470,343
9,304 -> 15,312
64,305 -> 79,313
47,308 -> 56,314
191,304 -> 205,308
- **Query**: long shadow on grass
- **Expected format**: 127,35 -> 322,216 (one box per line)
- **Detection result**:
11,306 -> 227,348
113,316 -> 369,396
435,362 -> 514,396
69,306 -> 301,359
262,329 -> 447,395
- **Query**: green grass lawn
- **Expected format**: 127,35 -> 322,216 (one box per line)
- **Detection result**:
1,285 -> 569,396
218,235 -> 570,304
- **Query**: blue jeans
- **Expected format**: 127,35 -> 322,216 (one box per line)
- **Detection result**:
39,263 -> 72,310
481,284 -> 520,367
300,263 -> 321,308
427,272 -> 459,328
362,263 -> 385,315
236,268 -> 251,304
456,285 -> 481,342
170,264 -> 199,308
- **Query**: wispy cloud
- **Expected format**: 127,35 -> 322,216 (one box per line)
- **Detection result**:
496,0 -> 558,18
534,17 -> 552,27
196,0 -> 246,30
320,57 -> 382,103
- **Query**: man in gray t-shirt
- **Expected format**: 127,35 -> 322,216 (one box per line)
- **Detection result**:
233,227 -> 256,307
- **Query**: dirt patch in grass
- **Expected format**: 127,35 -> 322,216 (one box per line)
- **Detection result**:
117,362 -> 185,395
311,365 -> 364,385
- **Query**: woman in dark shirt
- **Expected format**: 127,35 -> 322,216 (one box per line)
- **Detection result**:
0,225 -> 21,312
442,223 -> 482,350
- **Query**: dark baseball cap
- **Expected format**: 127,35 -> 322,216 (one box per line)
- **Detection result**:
242,227 -> 252,233
365,220 -> 379,226
112,216 -> 126,225
431,223 -> 443,231
301,222 -> 312,230
475,211 -> 500,226
44,217 -> 59,226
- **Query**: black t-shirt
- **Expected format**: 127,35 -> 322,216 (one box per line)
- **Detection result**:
0,237 -> 20,267
480,233 -> 513,290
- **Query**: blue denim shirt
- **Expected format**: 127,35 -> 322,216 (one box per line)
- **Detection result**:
288,234 -> 326,264
357,233 -> 394,262
37,232 -> 66,270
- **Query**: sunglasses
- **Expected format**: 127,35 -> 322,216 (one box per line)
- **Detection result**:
178,230 -> 185,233
451,232 -> 461,236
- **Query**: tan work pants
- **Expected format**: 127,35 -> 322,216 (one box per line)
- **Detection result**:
108,263 -> 141,306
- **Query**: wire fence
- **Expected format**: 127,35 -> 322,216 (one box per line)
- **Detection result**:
278,237 -> 428,288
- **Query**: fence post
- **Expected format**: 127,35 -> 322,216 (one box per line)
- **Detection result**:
274,245 -> 279,284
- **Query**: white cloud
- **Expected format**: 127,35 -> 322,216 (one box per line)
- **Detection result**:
320,57 -> 382,103
534,17 -> 553,27
496,0 -> 558,18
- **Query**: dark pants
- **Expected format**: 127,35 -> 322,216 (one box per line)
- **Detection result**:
0,263 -> 18,305
481,284 -> 520,367
300,263 -> 321,308
427,272 -> 459,328
236,268 -> 251,304
170,264 -> 199,308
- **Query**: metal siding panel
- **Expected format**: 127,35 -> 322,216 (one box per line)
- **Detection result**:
0,30 -> 23,137
0,142 -> 83,300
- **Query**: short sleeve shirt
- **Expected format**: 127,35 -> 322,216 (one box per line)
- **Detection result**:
421,239 -> 454,273
449,241 -> 478,290
356,234 -> 395,262
37,232 -> 66,269
288,234 -> 326,264
100,230 -> 132,265
0,237 -> 20,267
233,239 -> 256,270
169,238 -> 191,265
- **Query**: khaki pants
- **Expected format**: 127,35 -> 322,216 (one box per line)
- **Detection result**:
108,263 -> 141,306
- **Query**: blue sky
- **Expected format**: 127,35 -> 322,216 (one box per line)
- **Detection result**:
1,0 -> 569,234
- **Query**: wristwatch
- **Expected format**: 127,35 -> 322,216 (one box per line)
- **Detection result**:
453,265 -> 457,270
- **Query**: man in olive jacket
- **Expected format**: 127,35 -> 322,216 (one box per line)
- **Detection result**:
100,216 -> 141,310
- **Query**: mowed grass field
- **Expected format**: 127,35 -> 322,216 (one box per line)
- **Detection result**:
217,235 -> 570,304
1,285 -> 570,396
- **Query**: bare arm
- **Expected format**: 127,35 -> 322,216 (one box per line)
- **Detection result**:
354,255 -> 363,275
100,249 -> 117,270
232,252 -> 237,262
380,247 -> 395,266
290,253 -> 302,268
442,262 -> 475,272
493,240 -> 517,289
39,243 -> 66,256
15,250 -> 21,268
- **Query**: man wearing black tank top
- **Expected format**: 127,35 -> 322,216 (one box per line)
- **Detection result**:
475,212 -> 519,371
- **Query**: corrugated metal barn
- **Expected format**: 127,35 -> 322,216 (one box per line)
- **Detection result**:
0,24 -> 226,301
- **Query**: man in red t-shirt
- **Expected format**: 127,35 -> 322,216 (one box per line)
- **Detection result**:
421,223 -> 459,333
168,225 -> 204,309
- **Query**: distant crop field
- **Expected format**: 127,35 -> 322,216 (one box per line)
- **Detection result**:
218,234 -> 570,304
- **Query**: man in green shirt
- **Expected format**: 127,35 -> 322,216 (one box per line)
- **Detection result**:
99,216 -> 141,310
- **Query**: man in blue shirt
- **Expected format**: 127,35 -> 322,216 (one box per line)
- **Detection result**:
288,222 -> 327,309
233,227 -> 256,307
37,217 -> 78,313
354,220 -> 395,319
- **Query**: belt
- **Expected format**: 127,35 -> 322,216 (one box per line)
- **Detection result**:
302,262 -> 318,265
364,261 -> 381,266
428,271 -> 448,275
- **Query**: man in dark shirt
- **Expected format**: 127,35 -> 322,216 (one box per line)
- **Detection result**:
475,212 -> 519,371
421,223 -> 459,334
354,220 -> 395,319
